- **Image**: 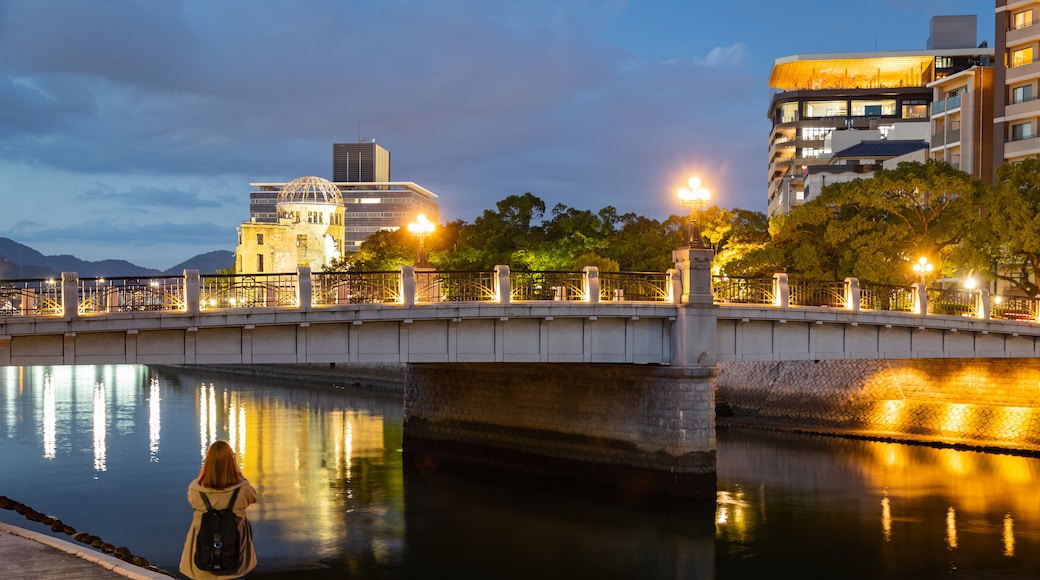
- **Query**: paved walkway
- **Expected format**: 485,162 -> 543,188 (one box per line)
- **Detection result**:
0,522 -> 170,579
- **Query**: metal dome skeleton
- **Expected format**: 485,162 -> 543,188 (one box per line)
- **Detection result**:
277,176 -> 342,205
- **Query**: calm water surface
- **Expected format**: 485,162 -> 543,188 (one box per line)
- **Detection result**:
0,365 -> 1038,579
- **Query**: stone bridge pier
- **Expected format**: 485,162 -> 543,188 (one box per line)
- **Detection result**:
402,247 -> 719,499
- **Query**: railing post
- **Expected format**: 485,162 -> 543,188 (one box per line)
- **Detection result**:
582,266 -> 600,304
914,282 -> 928,315
401,265 -> 416,307
62,272 -> 79,319
844,277 -> 860,312
184,270 -> 201,314
495,265 -> 511,305
977,288 -> 991,320
297,267 -> 312,309
773,273 -> 790,308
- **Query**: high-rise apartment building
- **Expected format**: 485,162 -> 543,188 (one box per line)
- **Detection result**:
767,16 -> 991,216
929,65 -> 994,182
995,1 -> 1040,171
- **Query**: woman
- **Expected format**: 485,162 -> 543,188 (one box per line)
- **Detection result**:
180,440 -> 258,579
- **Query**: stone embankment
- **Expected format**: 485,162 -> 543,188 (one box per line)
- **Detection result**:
170,362 -> 407,392
716,358 -> 1040,454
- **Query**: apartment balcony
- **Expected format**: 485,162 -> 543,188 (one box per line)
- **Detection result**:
1006,60 -> 1040,84
1004,97 -> 1040,120
931,128 -> 961,148
1005,135 -> 1040,159
1007,20 -> 1040,46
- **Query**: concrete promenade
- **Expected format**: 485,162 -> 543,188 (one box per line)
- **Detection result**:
0,522 -> 169,579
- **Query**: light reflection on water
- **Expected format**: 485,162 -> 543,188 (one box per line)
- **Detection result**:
0,365 -> 1039,578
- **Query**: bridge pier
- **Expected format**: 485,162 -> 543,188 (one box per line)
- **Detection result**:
402,363 -> 717,499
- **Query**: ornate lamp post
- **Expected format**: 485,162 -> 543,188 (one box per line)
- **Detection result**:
407,214 -> 435,268
677,177 -> 711,249
912,256 -> 933,285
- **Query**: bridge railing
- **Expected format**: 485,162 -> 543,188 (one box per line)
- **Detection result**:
510,271 -> 586,302
200,273 -> 298,309
991,296 -> 1040,322
789,279 -> 846,308
860,282 -> 916,313
599,271 -> 672,302
312,271 -> 402,305
712,276 -> 774,304
927,288 -> 978,317
78,276 -> 187,314
415,270 -> 498,303
0,278 -> 63,317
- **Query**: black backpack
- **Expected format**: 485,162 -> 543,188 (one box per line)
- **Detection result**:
194,486 -> 242,572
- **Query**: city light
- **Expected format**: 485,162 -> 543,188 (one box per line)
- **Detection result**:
912,256 -> 933,284
677,177 -> 711,249
407,214 -> 435,268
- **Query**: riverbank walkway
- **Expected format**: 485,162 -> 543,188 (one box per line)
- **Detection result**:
0,522 -> 169,579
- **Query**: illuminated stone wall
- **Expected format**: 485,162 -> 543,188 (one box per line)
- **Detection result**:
717,359 -> 1040,451
403,363 -> 717,499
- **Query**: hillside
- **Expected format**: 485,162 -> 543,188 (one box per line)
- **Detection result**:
0,237 -> 234,278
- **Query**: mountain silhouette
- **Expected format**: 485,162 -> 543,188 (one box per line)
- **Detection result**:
0,237 -> 233,278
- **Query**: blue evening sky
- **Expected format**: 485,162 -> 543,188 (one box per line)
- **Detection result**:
0,0 -> 995,268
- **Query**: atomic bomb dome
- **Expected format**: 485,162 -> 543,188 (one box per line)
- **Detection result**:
277,176 -> 342,205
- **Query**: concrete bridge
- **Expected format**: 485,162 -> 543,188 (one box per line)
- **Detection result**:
5,250 -> 1040,497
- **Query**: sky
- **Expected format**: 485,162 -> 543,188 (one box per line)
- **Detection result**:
0,0 -> 996,269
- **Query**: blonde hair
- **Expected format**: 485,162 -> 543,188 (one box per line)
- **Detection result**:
197,440 -> 244,489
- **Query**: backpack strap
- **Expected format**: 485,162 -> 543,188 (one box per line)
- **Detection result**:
199,486 -> 242,512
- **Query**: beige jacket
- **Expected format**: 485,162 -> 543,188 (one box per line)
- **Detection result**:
179,478 -> 258,579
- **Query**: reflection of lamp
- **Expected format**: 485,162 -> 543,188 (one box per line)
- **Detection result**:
407,214 -> 435,268
912,257 -> 933,285
677,177 -> 711,249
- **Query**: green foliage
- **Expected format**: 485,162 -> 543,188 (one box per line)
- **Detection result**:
757,161 -> 979,284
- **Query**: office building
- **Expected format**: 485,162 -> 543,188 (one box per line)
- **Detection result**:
333,141 -> 391,183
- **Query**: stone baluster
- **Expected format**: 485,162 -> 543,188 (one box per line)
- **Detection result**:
773,273 -> 790,308
977,287 -> 990,320
494,265 -> 511,305
297,267 -> 312,309
184,270 -> 201,314
582,266 -> 600,304
401,265 -> 416,307
844,277 -> 861,312
62,272 -> 79,320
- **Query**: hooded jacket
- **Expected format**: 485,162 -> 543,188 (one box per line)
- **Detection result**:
179,478 -> 258,579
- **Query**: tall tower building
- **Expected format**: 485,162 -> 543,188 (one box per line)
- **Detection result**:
333,142 -> 390,182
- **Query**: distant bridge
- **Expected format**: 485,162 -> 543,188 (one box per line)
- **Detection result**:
0,266 -> 1039,367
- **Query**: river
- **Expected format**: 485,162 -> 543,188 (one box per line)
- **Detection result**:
0,364 -> 1038,579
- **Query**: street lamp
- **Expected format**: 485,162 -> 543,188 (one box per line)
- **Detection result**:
407,214 -> 435,268
677,177 -> 711,249
912,256 -> 933,285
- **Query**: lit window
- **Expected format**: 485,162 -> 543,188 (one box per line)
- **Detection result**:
1012,47 -> 1034,68
360,198 -> 381,204
902,103 -> 928,119
851,99 -> 896,117
1014,9 -> 1034,30
779,102 -> 798,123
804,100 -> 847,118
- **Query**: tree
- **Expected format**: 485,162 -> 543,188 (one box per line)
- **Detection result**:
965,159 -> 1040,296
759,161 -> 978,283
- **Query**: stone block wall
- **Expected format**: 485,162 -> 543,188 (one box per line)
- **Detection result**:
717,359 -> 1040,451
403,363 -> 717,498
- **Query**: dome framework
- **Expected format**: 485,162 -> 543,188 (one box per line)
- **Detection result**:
277,176 -> 342,205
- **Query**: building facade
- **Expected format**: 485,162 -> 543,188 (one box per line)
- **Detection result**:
333,142 -> 391,183
928,66 -> 995,182
767,16 -> 992,216
995,1 -> 1040,171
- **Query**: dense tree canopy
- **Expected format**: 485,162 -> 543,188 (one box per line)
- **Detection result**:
325,159 -> 1040,298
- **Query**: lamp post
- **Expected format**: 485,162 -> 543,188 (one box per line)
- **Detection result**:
407,214 -> 435,268
677,177 -> 711,249
912,256 -> 933,285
